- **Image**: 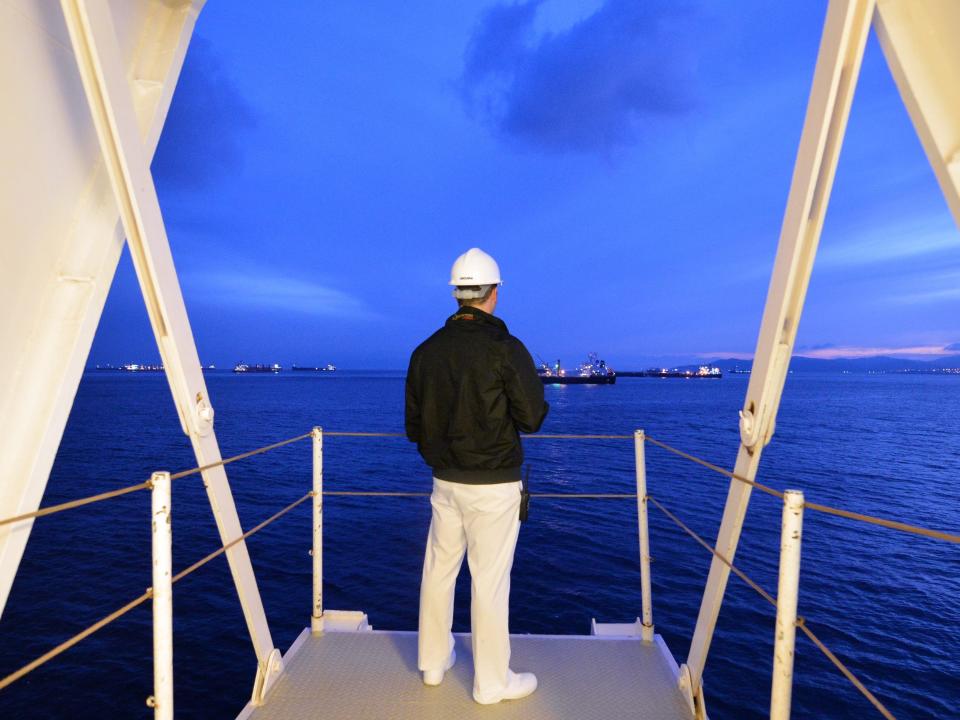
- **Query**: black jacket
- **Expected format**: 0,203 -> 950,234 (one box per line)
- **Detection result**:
405,306 -> 548,483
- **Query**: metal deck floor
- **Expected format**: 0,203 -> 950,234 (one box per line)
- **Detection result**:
238,629 -> 693,720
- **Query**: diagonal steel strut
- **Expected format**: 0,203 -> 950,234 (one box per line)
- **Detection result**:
60,0 -> 280,690
683,0 -> 876,705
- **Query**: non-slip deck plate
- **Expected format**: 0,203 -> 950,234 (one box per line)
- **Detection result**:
240,630 -> 693,720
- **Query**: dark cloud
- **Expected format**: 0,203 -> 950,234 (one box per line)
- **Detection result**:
152,36 -> 256,189
461,0 -> 699,153
945,342 -> 960,351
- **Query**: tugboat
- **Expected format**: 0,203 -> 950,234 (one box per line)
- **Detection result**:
538,353 -> 616,385
233,363 -> 282,373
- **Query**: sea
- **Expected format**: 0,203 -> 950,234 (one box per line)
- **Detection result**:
0,370 -> 957,719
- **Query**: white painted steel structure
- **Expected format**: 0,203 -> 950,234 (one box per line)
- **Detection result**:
684,0 -> 960,712
311,428 -> 325,634
770,491 -> 805,720
0,0 -> 958,717
0,0 -> 204,619
635,430 -> 655,644
149,471 -> 174,720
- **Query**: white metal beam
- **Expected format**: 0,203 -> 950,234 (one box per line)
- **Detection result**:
59,0 -> 280,684
875,0 -> 960,232
0,0 -> 203,619
684,0 -> 875,697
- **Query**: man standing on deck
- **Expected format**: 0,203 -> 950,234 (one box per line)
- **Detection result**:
406,248 -> 548,705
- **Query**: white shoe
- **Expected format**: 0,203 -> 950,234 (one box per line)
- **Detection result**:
423,648 -> 456,686
474,670 -> 538,704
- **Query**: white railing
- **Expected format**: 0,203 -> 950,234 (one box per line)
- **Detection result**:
3,427 -> 957,719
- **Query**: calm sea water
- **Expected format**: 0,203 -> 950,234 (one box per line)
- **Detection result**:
0,371 -> 957,719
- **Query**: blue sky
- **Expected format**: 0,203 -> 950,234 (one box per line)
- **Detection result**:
89,0 -> 960,368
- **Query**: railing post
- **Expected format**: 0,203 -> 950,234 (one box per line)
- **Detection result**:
770,489 -> 804,720
150,471 -> 173,720
311,427 -> 324,633
635,429 -> 654,643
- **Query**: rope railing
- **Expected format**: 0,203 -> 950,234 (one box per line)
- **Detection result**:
324,431 -> 960,544
168,432 -> 312,481
0,490 -> 312,694
327,430 -> 960,543
0,426 -> 947,718
0,481 -> 152,528
321,432 -> 636,439
3,427 -> 955,547
643,435 -> 784,500
0,432 -> 313,528
646,493 -> 897,720
323,491 -> 638,498
642,434 -> 960,545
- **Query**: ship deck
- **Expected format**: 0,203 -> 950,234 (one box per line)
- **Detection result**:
237,625 -> 694,720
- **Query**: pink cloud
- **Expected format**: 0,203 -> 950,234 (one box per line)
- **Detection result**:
793,345 -> 951,359
697,345 -> 955,360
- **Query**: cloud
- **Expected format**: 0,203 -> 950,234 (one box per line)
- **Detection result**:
794,345 -> 950,359
460,0 -> 699,153
700,344 -> 960,360
818,215 -> 960,269
797,342 -> 837,351
882,269 -> 960,305
184,270 -> 376,320
152,36 -> 256,189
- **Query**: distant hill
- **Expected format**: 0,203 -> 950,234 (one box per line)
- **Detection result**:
701,355 -> 960,373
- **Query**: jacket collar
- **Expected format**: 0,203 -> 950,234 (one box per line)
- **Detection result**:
446,305 -> 507,332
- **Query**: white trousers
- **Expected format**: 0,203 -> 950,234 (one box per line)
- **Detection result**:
418,477 -> 522,703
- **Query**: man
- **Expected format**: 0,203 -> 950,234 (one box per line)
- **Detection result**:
405,247 -> 548,705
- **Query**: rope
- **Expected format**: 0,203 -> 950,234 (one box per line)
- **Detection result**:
0,590 -> 152,692
322,491 -> 638,498
0,432 -> 312,528
3,424 -> 953,564
0,492 -> 310,694
796,619 -> 896,720
322,432 -> 635,439
647,495 -> 776,607
0,481 -> 151,528
169,432 -> 312,480
315,431 -> 404,437
172,492 -> 311,583
643,435 -> 785,500
328,430 -> 959,543
644,435 -> 960,545
648,494 -> 897,720
801,501 -> 960,545
528,434 -> 633,440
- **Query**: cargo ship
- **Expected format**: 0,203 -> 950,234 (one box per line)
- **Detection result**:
538,353 -> 616,385
291,364 -> 336,372
233,363 -> 282,373
618,366 -> 722,379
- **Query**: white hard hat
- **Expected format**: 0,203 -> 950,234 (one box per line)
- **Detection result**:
449,248 -> 501,287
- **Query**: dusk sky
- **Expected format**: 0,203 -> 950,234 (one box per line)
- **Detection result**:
89,0 -> 960,369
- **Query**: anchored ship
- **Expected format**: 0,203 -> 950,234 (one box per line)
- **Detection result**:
291,364 -> 337,372
538,353 -> 616,384
234,363 -> 282,373
119,363 -> 164,372
1,2 -> 958,720
618,366 -> 722,379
